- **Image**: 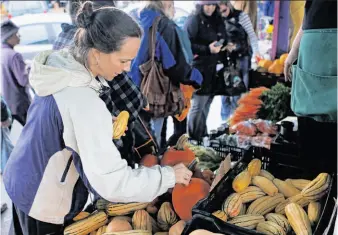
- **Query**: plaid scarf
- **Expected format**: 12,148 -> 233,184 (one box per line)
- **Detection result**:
97,73 -> 147,149
53,23 -> 77,50
99,73 -> 147,122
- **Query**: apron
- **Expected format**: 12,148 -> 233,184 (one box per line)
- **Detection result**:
291,29 -> 337,122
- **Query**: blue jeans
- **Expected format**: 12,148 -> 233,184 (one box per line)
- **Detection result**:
151,117 -> 165,147
187,94 -> 214,140
221,56 -> 250,121
221,96 -> 241,121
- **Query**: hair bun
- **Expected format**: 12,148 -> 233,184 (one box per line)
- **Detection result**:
76,1 -> 94,29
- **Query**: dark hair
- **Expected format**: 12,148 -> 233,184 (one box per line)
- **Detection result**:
69,0 -> 115,23
70,1 -> 142,67
195,4 -> 223,22
195,3 -> 221,16
92,0 -> 116,9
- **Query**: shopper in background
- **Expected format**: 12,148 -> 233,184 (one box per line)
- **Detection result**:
184,0 -> 226,140
218,1 -> 259,121
52,0 -> 81,50
285,0 -> 337,171
231,0 -> 257,33
4,3 -> 192,234
160,1 -> 199,149
129,0 -> 203,147
1,20 -> 31,126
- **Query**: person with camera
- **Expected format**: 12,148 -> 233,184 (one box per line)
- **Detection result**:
184,0 -> 226,140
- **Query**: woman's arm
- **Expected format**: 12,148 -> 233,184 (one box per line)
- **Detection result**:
67,90 -> 176,203
284,24 -> 303,81
239,12 -> 259,55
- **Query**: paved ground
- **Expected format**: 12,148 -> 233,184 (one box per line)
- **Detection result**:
0,97 -> 224,235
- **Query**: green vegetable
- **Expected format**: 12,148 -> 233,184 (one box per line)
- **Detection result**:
257,83 -> 293,122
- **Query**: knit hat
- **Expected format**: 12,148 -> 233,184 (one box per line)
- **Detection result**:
1,20 -> 19,43
196,0 -> 221,5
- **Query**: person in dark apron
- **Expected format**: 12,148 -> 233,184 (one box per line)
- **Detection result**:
284,0 -> 337,171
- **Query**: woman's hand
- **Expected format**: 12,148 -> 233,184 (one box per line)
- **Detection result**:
209,41 -> 222,54
284,50 -> 298,81
173,163 -> 193,186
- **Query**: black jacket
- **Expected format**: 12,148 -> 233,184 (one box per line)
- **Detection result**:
184,9 -> 226,95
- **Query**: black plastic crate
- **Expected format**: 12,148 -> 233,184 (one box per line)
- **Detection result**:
183,213 -> 266,235
188,139 -> 251,162
249,70 -> 291,88
183,149 -> 336,235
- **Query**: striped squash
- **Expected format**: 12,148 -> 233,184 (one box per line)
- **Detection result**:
132,210 -> 152,232
222,193 -> 243,218
228,214 -> 265,229
106,203 -> 149,216
285,203 -> 312,235
247,194 -> 285,216
239,186 -> 266,203
64,211 -> 108,235
104,230 -> 152,235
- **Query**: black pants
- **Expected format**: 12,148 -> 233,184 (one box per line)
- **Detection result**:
161,117 -> 187,148
298,117 -> 337,172
10,204 -> 64,235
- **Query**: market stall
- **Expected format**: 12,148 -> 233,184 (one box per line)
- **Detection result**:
61,81 -> 336,235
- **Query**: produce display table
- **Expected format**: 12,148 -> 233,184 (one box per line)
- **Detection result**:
182,145 -> 337,235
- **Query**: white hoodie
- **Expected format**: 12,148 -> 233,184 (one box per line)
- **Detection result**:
3,50 -> 175,224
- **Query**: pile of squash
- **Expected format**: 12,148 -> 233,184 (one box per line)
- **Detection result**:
210,158 -> 331,235
64,200 -> 188,235
257,53 -> 288,75
64,134 -> 221,235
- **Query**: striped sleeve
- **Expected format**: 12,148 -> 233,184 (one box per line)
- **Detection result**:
239,12 -> 259,54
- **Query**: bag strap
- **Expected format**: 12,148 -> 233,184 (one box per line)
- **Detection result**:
149,16 -> 162,62
136,116 -> 159,152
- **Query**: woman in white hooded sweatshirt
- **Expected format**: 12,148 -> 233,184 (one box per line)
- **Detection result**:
3,2 -> 192,234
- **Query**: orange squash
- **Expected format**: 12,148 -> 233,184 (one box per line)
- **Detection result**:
161,148 -> 195,167
172,178 -> 210,221
140,154 -> 159,167
279,53 -> 289,65
258,60 -> 273,70
268,60 -> 284,75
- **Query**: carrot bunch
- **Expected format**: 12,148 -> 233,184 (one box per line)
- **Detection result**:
230,87 -> 270,127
